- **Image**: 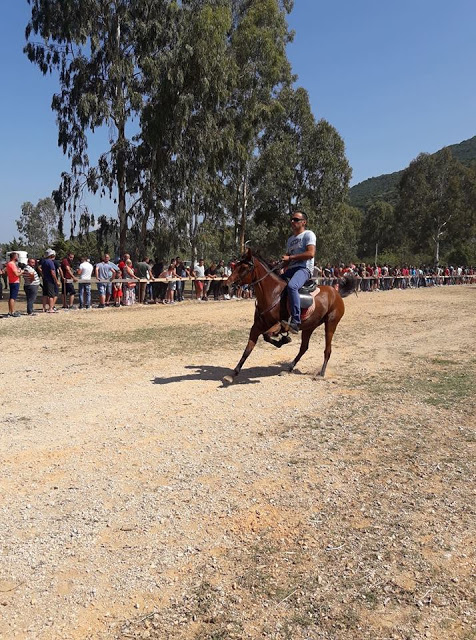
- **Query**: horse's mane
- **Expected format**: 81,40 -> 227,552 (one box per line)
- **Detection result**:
240,249 -> 275,270
253,252 -> 275,270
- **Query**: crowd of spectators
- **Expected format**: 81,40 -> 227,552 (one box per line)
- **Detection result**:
0,250 -> 474,317
315,263 -> 476,290
0,250 -> 251,316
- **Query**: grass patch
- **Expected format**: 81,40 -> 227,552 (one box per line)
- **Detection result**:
346,357 -> 475,409
90,323 -> 249,359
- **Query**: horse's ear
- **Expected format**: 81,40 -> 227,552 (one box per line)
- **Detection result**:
245,246 -> 252,259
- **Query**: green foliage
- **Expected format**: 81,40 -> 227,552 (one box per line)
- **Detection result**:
16,197 -> 59,256
358,200 -> 396,257
250,86 -> 353,261
22,1 -> 358,265
396,149 -> 475,264
25,0 -> 176,253
349,135 -> 476,210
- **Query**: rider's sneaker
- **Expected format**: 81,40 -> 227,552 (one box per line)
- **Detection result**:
281,318 -> 300,334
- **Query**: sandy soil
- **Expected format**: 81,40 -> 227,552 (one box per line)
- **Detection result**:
0,286 -> 474,639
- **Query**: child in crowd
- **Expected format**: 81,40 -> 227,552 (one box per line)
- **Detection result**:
164,261 -> 178,304
112,270 -> 123,307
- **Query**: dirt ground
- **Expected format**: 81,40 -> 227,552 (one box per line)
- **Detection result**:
0,286 -> 475,640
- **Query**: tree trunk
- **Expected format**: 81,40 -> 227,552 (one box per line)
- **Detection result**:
239,170 -> 248,254
233,185 -> 240,253
139,211 -> 148,258
116,14 -> 127,256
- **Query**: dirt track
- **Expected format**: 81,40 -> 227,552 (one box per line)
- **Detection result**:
0,286 -> 475,639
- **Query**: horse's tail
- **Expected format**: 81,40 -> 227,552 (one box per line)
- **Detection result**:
338,274 -> 361,298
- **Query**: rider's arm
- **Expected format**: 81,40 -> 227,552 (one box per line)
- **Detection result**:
283,244 -> 316,263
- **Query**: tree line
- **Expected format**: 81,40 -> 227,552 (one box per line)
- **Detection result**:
3,1 -> 473,268
5,0 -> 354,265
359,149 -> 476,267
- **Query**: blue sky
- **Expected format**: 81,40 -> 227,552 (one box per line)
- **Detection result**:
1,0 -> 475,244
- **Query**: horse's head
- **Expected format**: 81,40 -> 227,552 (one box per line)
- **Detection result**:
226,248 -> 255,286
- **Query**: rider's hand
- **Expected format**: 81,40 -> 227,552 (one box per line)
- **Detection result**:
281,255 -> 290,264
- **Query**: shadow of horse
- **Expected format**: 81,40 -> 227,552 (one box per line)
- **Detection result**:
151,363 -> 296,386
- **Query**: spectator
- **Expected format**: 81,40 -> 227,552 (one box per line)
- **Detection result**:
6,252 -> 22,317
193,258 -> 206,300
175,258 -> 189,302
122,259 -> 139,306
205,261 -> 218,301
95,254 -> 119,308
77,256 -> 94,309
60,252 -> 78,309
151,258 -> 165,303
41,249 -> 60,313
215,260 -> 225,300
223,261 -> 234,299
118,253 -> 130,271
0,259 -> 4,300
112,269 -> 123,307
161,260 -> 178,304
22,257 -> 40,316
136,256 -> 152,304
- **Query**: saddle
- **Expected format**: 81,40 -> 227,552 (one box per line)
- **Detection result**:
298,279 -> 319,309
280,279 -> 321,321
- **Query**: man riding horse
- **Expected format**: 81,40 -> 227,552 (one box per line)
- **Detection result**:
281,210 -> 316,334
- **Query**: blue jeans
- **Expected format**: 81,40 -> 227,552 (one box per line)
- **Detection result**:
79,283 -> 91,308
283,266 -> 311,325
24,284 -> 38,314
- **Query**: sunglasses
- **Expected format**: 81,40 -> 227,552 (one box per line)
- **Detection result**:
290,217 -> 304,222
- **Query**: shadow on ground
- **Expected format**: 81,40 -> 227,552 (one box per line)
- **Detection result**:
151,363 -> 296,386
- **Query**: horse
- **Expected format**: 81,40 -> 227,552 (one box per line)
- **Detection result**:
223,248 -> 359,384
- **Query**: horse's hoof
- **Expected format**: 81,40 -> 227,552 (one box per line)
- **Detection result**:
223,375 -> 234,385
279,369 -> 291,376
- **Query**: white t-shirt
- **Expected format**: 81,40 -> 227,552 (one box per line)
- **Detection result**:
194,264 -> 205,278
286,230 -> 316,274
23,265 -> 40,286
78,261 -> 94,280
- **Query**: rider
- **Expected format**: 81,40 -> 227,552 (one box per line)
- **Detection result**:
281,210 -> 316,334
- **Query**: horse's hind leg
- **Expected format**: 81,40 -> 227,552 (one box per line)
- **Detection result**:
319,317 -> 338,377
223,325 -> 261,384
287,330 -> 312,373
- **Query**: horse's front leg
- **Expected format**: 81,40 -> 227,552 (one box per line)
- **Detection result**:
223,325 -> 262,384
287,329 -> 312,373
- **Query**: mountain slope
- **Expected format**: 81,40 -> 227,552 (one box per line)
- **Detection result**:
349,135 -> 476,209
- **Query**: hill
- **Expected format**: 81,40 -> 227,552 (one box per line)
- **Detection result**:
349,135 -> 476,209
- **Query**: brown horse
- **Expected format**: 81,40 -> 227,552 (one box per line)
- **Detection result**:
223,249 -> 358,384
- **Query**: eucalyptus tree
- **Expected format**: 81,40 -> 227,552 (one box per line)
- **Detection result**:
358,200 -> 396,259
227,0 -> 293,253
397,149 -> 471,264
250,86 -> 353,260
24,0 -> 176,254
141,0 -> 234,264
16,197 -> 59,255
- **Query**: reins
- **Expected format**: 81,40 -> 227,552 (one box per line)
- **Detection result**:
247,259 -> 284,287
239,257 -> 284,319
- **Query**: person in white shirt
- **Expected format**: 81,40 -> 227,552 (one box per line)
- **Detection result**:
77,257 -> 94,309
193,258 -> 206,300
23,258 -> 41,316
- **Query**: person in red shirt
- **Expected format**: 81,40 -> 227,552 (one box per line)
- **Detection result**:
6,252 -> 22,317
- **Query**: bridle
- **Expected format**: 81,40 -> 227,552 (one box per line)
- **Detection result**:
236,257 -> 284,287
234,257 -> 285,318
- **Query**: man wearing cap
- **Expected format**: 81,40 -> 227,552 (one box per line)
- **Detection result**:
281,210 -> 316,334
41,249 -> 60,313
